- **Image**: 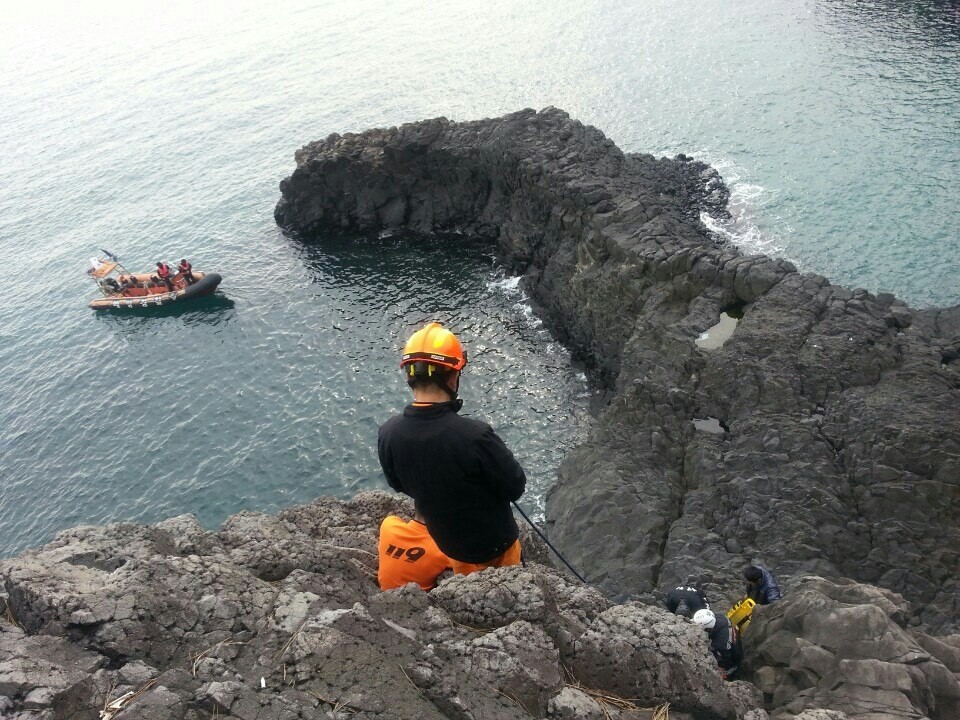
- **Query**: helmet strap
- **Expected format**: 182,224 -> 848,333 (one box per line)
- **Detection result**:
444,371 -> 461,402
407,364 -> 461,403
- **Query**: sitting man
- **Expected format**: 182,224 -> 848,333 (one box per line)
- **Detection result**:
663,584 -> 710,619
378,510 -> 452,591
744,565 -> 782,605
692,609 -> 743,680
119,275 -> 140,291
378,323 -> 527,576
100,276 -> 121,294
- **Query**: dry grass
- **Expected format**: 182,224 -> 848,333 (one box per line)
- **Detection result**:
5,604 -> 24,630
274,619 -> 308,661
652,704 -> 670,720
428,599 -> 490,634
315,542 -> 377,559
99,680 -> 118,716
305,689 -> 362,716
495,687 -> 531,714
560,661 -> 670,719
348,557 -> 378,582
99,678 -> 159,719
398,665 -> 424,698
190,639 -> 246,677
252,587 -> 287,639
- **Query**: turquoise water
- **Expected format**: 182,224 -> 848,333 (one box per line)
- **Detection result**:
1,0 -> 957,556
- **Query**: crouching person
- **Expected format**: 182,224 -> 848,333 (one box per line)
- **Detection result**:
378,323 -> 527,576
744,564 -> 782,605
664,584 -> 710,619
692,609 -> 743,680
378,511 -> 452,591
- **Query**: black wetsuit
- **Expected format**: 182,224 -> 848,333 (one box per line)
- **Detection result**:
378,400 -> 526,564
664,586 -> 710,616
707,613 -> 743,676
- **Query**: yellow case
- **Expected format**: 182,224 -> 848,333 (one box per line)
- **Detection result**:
726,597 -> 757,633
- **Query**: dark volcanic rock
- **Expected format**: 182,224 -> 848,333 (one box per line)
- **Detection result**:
1,492 -> 752,720
275,107 -> 960,634
745,576 -> 960,719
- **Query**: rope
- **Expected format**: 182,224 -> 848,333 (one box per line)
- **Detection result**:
512,501 -> 587,584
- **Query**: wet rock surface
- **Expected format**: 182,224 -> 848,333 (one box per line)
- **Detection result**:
275,107 -> 959,634
1,492 -> 751,719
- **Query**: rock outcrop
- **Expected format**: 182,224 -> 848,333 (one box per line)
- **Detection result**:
745,576 -> 960,719
9,492 -> 960,718
274,108 -> 960,632
1,492 -> 754,719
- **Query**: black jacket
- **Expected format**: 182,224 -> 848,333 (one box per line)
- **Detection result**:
664,586 -> 710,615
377,401 -> 526,563
708,614 -> 743,671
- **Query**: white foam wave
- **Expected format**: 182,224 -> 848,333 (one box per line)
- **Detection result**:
514,301 -> 544,328
486,274 -> 522,294
683,149 -> 792,260
487,272 -> 543,329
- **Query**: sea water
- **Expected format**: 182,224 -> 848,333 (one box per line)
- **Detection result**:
0,0 -> 957,556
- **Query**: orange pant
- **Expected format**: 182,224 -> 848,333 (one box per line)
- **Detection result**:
450,539 -> 522,575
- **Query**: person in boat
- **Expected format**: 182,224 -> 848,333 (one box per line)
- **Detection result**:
156,261 -> 174,292
178,258 -> 196,285
744,565 -> 782,605
664,584 -> 710,618
100,276 -> 121,294
119,275 -> 145,296
378,509 -> 452,591
693,609 -> 744,680
377,322 -> 527,576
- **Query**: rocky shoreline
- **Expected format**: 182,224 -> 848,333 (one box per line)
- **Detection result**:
3,108 -> 958,719
275,107 -> 959,630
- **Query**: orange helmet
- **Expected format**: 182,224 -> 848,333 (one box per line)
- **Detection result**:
400,322 -> 467,373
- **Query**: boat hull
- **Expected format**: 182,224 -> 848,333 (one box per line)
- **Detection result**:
89,272 -> 222,310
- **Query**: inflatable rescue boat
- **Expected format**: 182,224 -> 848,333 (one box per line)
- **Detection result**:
87,254 -> 222,310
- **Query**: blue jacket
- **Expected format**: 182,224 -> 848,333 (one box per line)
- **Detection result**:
747,567 -> 782,605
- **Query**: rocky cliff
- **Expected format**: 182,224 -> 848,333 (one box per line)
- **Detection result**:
4,494 -> 959,719
2,492 -> 763,720
274,107 -> 959,633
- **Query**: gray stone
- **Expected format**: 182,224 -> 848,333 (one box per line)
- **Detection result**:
570,604 -> 737,719
0,492 -> 766,720
22,687 -> 55,709
546,686 -> 606,719
746,576 -> 959,720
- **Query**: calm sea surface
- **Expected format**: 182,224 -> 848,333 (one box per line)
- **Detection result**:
1,0 -> 957,556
